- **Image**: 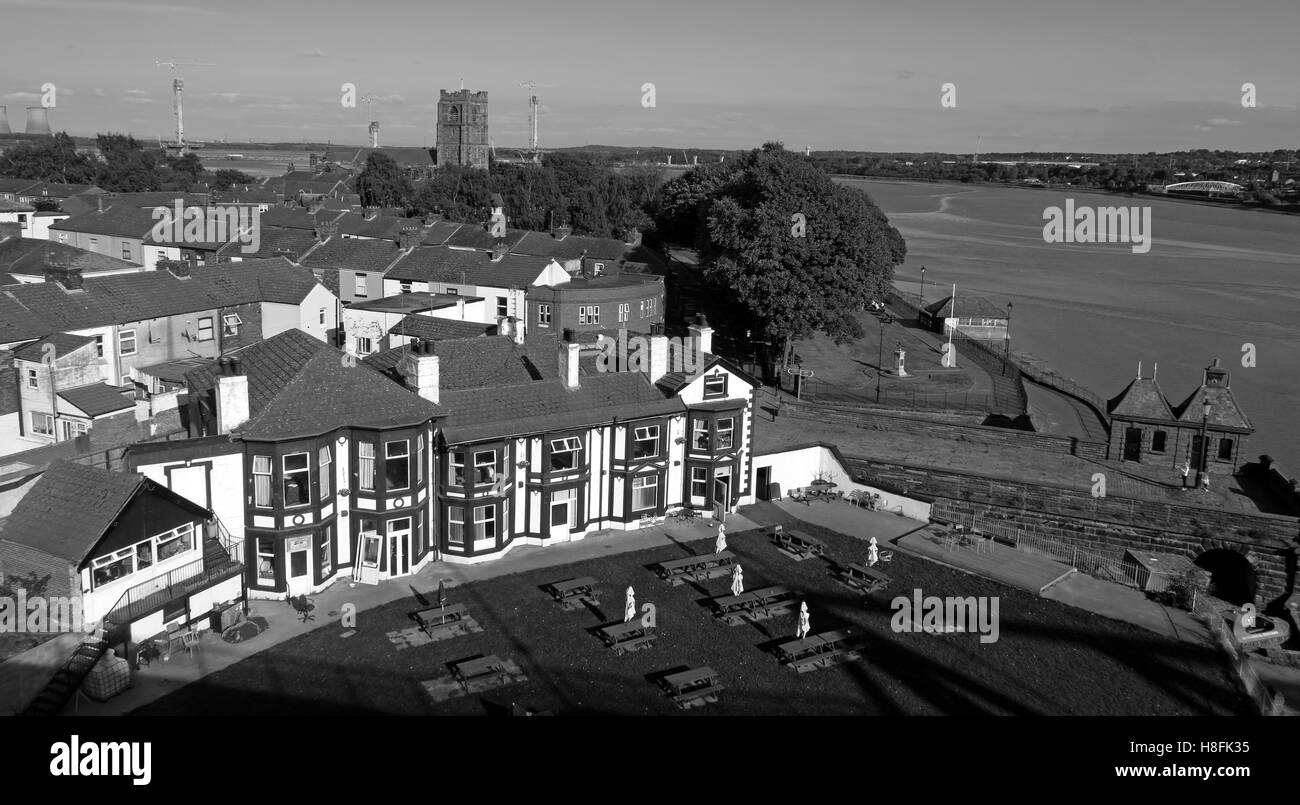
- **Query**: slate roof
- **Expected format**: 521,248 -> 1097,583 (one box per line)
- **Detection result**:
512,231 -> 629,261
325,146 -> 435,168
386,246 -> 552,288
1106,377 -> 1176,421
188,258 -> 324,305
655,354 -> 758,395
0,178 -> 39,195
214,225 -> 319,260
445,225 -> 527,252
336,212 -> 424,241
12,332 -> 96,362
0,238 -> 143,277
0,460 -> 146,563
259,206 -> 344,231
364,336 -> 541,392
923,295 -> 1008,320
18,182 -> 101,199
300,236 -> 407,274
0,198 -> 35,212
273,177 -> 347,198
49,204 -> 162,238
1171,361 -> 1253,432
421,221 -> 464,245
58,382 -> 134,417
387,315 -> 496,341
185,328 -> 438,440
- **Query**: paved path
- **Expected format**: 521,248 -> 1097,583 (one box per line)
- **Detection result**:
69,512 -> 757,716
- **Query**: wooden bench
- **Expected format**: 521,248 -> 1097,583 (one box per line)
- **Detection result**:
773,529 -> 826,560
541,576 -> 599,609
836,563 -> 892,593
655,551 -> 736,586
710,585 -> 798,624
787,488 -> 812,506
662,667 -> 724,708
452,654 -> 508,688
776,628 -> 866,672
598,620 -> 658,655
411,603 -> 469,637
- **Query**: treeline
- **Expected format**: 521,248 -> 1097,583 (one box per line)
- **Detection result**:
0,132 -> 257,194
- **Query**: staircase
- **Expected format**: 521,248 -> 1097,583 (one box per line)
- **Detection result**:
19,628 -> 108,716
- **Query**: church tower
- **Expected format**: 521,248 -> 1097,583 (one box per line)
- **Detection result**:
436,89 -> 490,170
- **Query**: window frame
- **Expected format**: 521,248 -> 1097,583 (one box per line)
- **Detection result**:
119,329 -> 137,356
30,411 -> 54,436
358,441 -> 376,492
538,304 -> 551,327
449,451 -> 466,486
703,373 -> 727,399
691,419 -> 709,451
282,452 -> 312,509
631,474 -> 658,512
632,425 -> 659,459
256,537 -> 276,584
318,445 -> 332,500
1217,437 -> 1234,461
473,505 -> 496,541
353,272 -> 368,297
690,467 -> 708,498
253,455 -> 273,507
717,417 -> 735,450
549,436 -> 582,471
385,439 -> 411,491
1151,430 -> 1167,454
448,505 -> 465,545
473,449 -> 497,485
26,368 -> 38,389
196,317 -> 215,342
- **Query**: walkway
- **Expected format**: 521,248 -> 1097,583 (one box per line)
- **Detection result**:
67,512 -> 756,716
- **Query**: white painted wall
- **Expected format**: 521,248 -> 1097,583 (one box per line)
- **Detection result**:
135,452 -> 247,542
747,445 -> 931,521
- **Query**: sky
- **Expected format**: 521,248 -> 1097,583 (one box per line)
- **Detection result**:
0,0 -> 1296,153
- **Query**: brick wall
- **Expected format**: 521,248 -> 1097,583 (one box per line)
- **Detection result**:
0,542 -> 74,600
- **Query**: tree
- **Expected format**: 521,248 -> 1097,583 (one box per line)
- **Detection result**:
211,168 -> 256,191
93,133 -> 159,192
693,143 -> 905,361
354,152 -> 412,208
0,132 -> 95,183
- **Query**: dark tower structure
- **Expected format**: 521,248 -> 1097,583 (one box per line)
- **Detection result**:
436,89 -> 489,170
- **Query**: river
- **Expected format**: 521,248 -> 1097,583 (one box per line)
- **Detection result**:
837,178 -> 1300,471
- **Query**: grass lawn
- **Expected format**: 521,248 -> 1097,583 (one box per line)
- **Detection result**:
133,518 -> 1251,716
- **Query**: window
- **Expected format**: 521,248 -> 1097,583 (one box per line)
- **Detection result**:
446,287 -> 458,295
318,308 -> 326,325
26,369 -> 37,389
474,505 -> 496,540
1218,438 -> 1234,461
578,305 -> 600,326
449,451 -> 465,485
717,417 -> 734,450
417,434 -> 425,484
257,538 -> 276,584
223,313 -> 242,335
253,455 -> 272,507
618,303 -> 630,323
703,373 -> 727,398
283,453 -> 311,507
290,549 -> 307,578
502,497 -> 510,537
30,412 -> 53,436
632,425 -> 659,459
92,548 -> 134,587
474,450 -> 496,484
447,106 -> 461,123
88,237 -> 98,249
691,467 -> 708,499
135,539 -> 153,571
155,522 -> 194,561
94,335 -> 104,358
400,281 -> 412,294
538,304 -> 551,327
692,419 -> 709,451
550,437 -> 582,471
593,262 -> 606,276
119,329 -> 137,356
196,317 -> 214,341
358,442 -> 376,491
448,506 -> 464,545
386,439 -> 410,490
354,273 -> 368,297
497,296 -> 508,317
356,336 -> 374,355
121,244 -> 132,261
1151,430 -> 1167,453
319,525 -> 333,578
632,475 -> 658,512
318,445 -> 332,499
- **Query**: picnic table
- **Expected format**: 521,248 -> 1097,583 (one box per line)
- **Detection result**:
541,576 -> 599,608
662,667 -> 724,708
709,585 -> 799,624
773,529 -> 826,559
655,551 -> 736,586
453,654 -> 508,687
411,603 -> 469,637
836,562 -> 892,593
775,628 -> 866,672
598,620 -> 658,655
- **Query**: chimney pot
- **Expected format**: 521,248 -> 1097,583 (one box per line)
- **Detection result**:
559,341 -> 581,389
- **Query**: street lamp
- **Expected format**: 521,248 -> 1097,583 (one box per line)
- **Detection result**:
1002,301 -> 1013,376
919,266 -> 926,308
1195,400 -> 1213,490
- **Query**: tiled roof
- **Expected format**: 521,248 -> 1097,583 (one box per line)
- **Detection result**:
58,382 -> 133,417
272,177 -> 347,198
259,206 -> 344,231
387,246 -> 552,288
364,336 -> 540,392
135,356 -> 211,384
0,460 -> 145,563
1171,379 -> 1253,432
336,212 -> 424,241
18,182 -> 101,199
0,198 -> 35,212
347,295 -> 436,313
185,328 -> 438,440
655,354 -> 757,394
0,238 -> 143,276
421,221 -> 464,245
49,204 -> 161,238
189,258 -> 324,305
923,295 -> 1008,320
1106,377 -> 1176,421
445,224 -> 527,252
387,315 -> 496,341
215,225 -> 319,260
0,178 -> 39,195
12,332 -> 96,362
300,236 -> 407,274
91,191 -> 209,209
512,231 -> 629,261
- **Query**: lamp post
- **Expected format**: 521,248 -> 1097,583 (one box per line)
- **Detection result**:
1002,301 -> 1013,376
919,265 -> 926,308
1195,400 -> 1212,490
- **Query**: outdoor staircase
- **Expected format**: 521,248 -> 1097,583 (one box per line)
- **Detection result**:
19,629 -> 108,716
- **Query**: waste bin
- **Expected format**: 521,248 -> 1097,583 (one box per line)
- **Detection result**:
211,601 -> 242,633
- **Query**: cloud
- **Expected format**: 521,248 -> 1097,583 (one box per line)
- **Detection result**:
0,0 -> 225,14
1193,123 -> 1212,132
895,69 -> 915,80
124,89 -> 147,96
300,50 -> 326,58
91,88 -> 105,97
211,92 -> 242,103
373,94 -> 406,105
2,92 -> 41,102
1206,117 -> 1243,126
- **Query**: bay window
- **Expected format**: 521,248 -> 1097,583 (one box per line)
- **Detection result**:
632,475 -> 658,512
449,451 -> 465,485
386,439 -> 410,490
550,437 -> 582,471
474,505 -> 496,540
318,445 -> 332,499
717,417 -> 734,450
283,453 -> 311,507
692,420 -> 709,450
256,538 -> 276,584
474,450 -> 496,484
358,442 -> 375,491
448,506 -> 464,545
253,455 -> 272,507
633,425 -> 659,458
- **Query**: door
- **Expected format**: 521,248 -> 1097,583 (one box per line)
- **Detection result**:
549,489 -> 576,540
757,467 -> 772,501
712,468 -> 733,518
1190,435 -> 1207,469
1122,427 -> 1142,462
354,532 -> 382,585
387,518 -> 411,578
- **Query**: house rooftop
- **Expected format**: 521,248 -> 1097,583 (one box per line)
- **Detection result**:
11,332 -> 96,363
387,315 -> 497,341
923,294 -> 1008,320
386,246 -> 554,288
300,236 -> 407,274
0,237 -> 143,277
58,382 -> 134,417
0,460 -> 146,564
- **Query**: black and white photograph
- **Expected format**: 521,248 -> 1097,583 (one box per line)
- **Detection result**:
0,0 -> 1293,785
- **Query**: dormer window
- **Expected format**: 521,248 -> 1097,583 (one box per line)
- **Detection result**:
703,373 -> 727,399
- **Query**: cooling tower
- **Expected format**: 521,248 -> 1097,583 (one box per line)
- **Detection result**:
25,107 -> 52,135
0,106 -> 10,134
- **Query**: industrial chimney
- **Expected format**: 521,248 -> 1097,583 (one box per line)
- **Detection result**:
369,120 -> 380,148
0,106 -> 10,134
25,107 -> 52,135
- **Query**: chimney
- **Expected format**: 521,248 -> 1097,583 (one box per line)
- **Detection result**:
216,356 -> 250,434
314,220 -> 337,242
496,316 -> 511,338
0,221 -> 20,241
552,224 -> 571,241
166,260 -> 191,279
398,339 -> 440,403
456,297 -> 466,319
44,264 -> 84,291
559,341 -> 581,390
511,316 -> 524,345
688,313 -> 713,355
491,241 -> 508,262
364,207 -> 379,221
96,195 -> 104,213
398,225 -> 420,250
647,334 -> 669,384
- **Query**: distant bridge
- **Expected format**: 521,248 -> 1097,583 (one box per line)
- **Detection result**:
1163,180 -> 1244,196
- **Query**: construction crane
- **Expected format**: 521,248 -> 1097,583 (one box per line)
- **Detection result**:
361,95 -> 380,147
518,80 -> 555,160
154,59 -> 214,153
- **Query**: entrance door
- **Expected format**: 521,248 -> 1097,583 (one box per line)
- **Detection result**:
712,468 -> 733,515
354,532 -> 381,585
1122,427 -> 1142,462
549,489 -> 576,540
1190,435 -> 1207,469
386,518 -> 411,578
757,467 -> 772,501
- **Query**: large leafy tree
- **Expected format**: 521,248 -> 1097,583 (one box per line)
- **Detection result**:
93,133 -> 159,192
692,142 -> 905,359
355,152 -> 412,208
0,132 -> 96,183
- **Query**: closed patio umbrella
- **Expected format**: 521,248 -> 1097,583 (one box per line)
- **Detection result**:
625,586 -> 636,623
730,564 -> 744,596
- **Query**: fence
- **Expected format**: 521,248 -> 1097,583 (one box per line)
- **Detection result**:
800,381 -> 1006,414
